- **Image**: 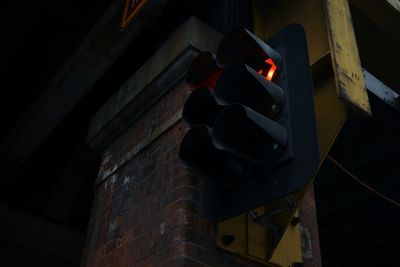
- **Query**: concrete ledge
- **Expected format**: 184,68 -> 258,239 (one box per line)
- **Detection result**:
87,17 -> 222,151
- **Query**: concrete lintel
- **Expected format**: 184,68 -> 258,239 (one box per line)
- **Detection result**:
87,17 -> 222,151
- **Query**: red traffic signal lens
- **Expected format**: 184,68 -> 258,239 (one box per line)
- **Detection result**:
216,27 -> 282,72
258,58 -> 278,81
186,52 -> 223,90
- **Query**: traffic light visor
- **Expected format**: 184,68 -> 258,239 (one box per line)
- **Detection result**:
214,63 -> 284,118
182,87 -> 224,128
212,104 -> 287,166
216,27 -> 282,72
186,51 -> 223,90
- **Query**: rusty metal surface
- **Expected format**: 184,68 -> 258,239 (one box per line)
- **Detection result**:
324,0 -> 372,115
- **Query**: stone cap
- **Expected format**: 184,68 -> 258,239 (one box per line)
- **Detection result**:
87,16 -> 222,151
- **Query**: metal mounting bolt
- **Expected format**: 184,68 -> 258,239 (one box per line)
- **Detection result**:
290,216 -> 300,226
222,234 -> 236,246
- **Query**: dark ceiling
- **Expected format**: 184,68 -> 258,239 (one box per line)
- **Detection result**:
0,0 -> 110,233
1,0 -> 112,141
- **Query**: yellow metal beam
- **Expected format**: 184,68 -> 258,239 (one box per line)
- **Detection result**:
253,0 -> 330,64
312,54 -> 348,164
269,211 -> 302,266
217,215 -> 248,256
323,0 -> 371,115
217,0 -> 356,265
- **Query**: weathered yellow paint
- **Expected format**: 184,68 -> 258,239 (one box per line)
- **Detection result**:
253,0 -> 330,65
253,0 -> 349,162
217,210 -> 296,267
323,0 -> 371,115
269,211 -> 302,266
217,0 -> 351,265
217,214 -> 247,256
247,207 -> 269,260
313,62 -> 348,163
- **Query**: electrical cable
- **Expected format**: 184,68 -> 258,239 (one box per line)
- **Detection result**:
326,155 -> 400,208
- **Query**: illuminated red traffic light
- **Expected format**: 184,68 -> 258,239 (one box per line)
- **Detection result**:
258,58 -> 278,81
186,52 -> 223,90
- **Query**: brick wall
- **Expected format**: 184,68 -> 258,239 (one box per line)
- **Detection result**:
299,184 -> 322,267
81,16 -> 323,267
81,80 -> 268,267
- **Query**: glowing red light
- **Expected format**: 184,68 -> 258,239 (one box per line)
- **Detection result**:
258,58 -> 278,81
186,52 -> 223,91
265,59 -> 277,81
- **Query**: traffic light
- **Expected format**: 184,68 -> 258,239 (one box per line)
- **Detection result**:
179,24 -> 319,222
185,51 -> 223,90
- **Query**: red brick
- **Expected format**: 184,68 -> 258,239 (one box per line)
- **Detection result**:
156,239 -> 186,263
82,75 -> 270,267
185,242 -> 223,266
161,256 -> 185,267
299,183 -> 322,267
183,257 -> 213,267
99,254 -> 113,267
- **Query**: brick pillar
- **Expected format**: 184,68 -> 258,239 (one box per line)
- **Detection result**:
299,183 -> 322,267
81,17 -> 267,267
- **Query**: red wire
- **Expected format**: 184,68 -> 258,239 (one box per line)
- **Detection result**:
326,155 -> 400,208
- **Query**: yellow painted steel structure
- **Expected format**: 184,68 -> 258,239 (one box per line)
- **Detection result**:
216,0 -> 374,265
324,0 -> 371,115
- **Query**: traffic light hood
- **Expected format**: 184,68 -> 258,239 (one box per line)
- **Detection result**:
212,104 -> 287,165
214,63 -> 284,118
182,87 -> 224,128
186,51 -> 223,90
216,27 -> 282,72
